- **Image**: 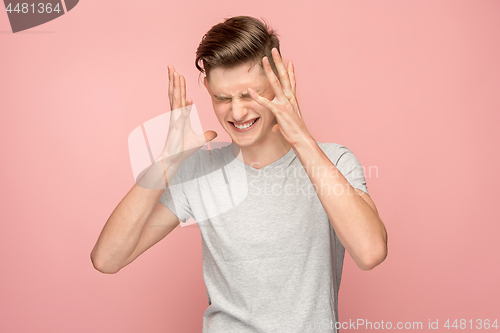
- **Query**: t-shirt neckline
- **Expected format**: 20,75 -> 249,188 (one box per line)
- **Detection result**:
229,143 -> 296,171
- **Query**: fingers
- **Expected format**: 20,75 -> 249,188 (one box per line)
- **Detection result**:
271,123 -> 281,136
173,72 -> 181,111
248,87 -> 274,112
268,48 -> 294,101
287,60 -> 301,114
262,56 -> 286,102
180,75 -> 186,108
287,61 -> 296,96
204,130 -> 218,143
167,64 -> 189,111
168,65 -> 174,110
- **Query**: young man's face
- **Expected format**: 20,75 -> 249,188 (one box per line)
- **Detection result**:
203,62 -> 277,148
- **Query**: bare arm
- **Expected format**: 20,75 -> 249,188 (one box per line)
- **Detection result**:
294,139 -> 387,271
114,201 -> 182,271
90,160 -> 181,274
90,65 -> 216,274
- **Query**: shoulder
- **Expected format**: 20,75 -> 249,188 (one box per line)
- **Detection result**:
316,141 -> 357,166
317,141 -> 370,195
175,142 -> 233,181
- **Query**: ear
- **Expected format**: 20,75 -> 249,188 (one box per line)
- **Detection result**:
203,76 -> 209,91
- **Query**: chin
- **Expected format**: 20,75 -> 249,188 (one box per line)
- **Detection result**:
230,137 -> 256,148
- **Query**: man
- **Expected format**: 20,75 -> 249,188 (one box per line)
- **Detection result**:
91,15 -> 387,333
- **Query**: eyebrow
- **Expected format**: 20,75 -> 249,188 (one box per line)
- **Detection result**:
214,88 -> 266,100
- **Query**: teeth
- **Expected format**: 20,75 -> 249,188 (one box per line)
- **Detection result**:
233,118 -> 257,129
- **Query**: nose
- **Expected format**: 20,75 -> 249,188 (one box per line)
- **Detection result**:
230,99 -> 248,122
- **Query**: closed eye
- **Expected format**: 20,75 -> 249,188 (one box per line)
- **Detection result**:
214,88 -> 265,102
215,97 -> 251,103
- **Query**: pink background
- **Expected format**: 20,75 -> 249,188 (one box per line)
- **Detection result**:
1,1 -> 499,332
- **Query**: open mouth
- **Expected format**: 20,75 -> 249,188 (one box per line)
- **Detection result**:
229,117 -> 260,131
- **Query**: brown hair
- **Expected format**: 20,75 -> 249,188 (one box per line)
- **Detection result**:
195,16 -> 281,84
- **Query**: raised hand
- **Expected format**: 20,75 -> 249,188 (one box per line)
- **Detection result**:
157,65 -> 218,165
247,48 -> 313,148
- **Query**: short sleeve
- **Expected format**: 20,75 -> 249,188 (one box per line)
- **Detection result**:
158,164 -> 193,222
334,145 -> 369,196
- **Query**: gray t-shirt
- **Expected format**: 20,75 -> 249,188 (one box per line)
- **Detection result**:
159,141 -> 369,333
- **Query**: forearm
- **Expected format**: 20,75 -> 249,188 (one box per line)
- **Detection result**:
90,157 -> 179,273
293,138 -> 387,270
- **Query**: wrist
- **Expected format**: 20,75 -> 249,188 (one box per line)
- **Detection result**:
137,157 -> 181,190
290,132 -> 316,151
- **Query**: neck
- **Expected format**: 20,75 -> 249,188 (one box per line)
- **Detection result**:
232,133 -> 292,170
